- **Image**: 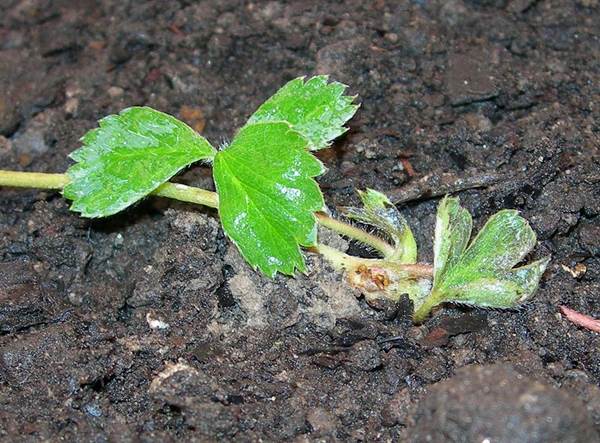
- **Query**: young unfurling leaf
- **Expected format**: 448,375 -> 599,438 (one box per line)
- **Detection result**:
64,107 -> 216,217
413,197 -> 549,322
247,75 -> 359,150
343,188 -> 417,263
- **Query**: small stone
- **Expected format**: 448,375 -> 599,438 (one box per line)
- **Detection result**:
385,32 -> 399,43
113,233 -> 124,248
65,82 -> 82,98
18,154 -> 32,167
68,291 -> 84,306
11,110 -> 56,157
84,403 -> 102,418
463,113 -> 493,132
146,312 -> 170,330
107,86 -> 124,97
64,97 -> 79,115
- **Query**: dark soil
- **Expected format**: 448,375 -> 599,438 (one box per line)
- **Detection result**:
1,0 -> 599,441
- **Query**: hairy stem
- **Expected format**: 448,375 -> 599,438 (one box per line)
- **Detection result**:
315,212 -> 395,257
0,170 -> 394,254
412,290 -> 442,323
315,243 -> 433,278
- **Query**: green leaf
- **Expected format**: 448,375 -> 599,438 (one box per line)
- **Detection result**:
433,203 -> 549,310
247,75 -> 359,151
64,107 -> 216,217
432,196 -> 473,286
343,189 -> 417,263
213,122 -> 325,277
440,258 -> 550,308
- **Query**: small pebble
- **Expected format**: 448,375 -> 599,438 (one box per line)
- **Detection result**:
107,86 -> 124,97
146,312 -> 170,330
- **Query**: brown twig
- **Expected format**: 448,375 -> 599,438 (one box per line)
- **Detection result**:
388,170 -> 505,204
560,306 -> 600,333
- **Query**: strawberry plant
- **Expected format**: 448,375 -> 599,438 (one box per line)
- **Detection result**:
0,76 -> 549,322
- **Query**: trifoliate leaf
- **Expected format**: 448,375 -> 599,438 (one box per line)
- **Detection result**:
429,198 -> 549,311
343,189 -> 417,263
213,122 -> 325,277
247,75 -> 359,150
64,107 -> 216,217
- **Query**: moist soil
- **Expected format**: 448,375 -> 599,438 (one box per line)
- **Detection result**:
1,1 -> 599,441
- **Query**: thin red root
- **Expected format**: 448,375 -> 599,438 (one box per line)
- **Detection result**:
560,306 -> 600,333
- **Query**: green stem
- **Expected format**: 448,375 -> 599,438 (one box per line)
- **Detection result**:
3,169 -> 436,319
315,212 -> 395,257
313,243 -> 350,270
412,289 -> 442,323
0,171 -> 220,209
315,243 -> 433,278
153,182 -> 219,209
0,170 -> 393,254
0,170 -> 69,189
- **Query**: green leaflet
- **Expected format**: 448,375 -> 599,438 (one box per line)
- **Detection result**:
433,197 -> 472,286
213,122 -> 325,277
247,75 -> 359,150
414,197 -> 550,322
438,258 -> 550,308
343,189 -> 417,263
64,107 -> 216,217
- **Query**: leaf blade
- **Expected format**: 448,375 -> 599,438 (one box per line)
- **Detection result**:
247,76 -> 359,150
460,210 -> 537,273
442,257 -> 550,308
433,196 -> 472,285
64,107 -> 216,217
440,209 -> 537,288
343,188 -> 417,263
213,122 -> 325,277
